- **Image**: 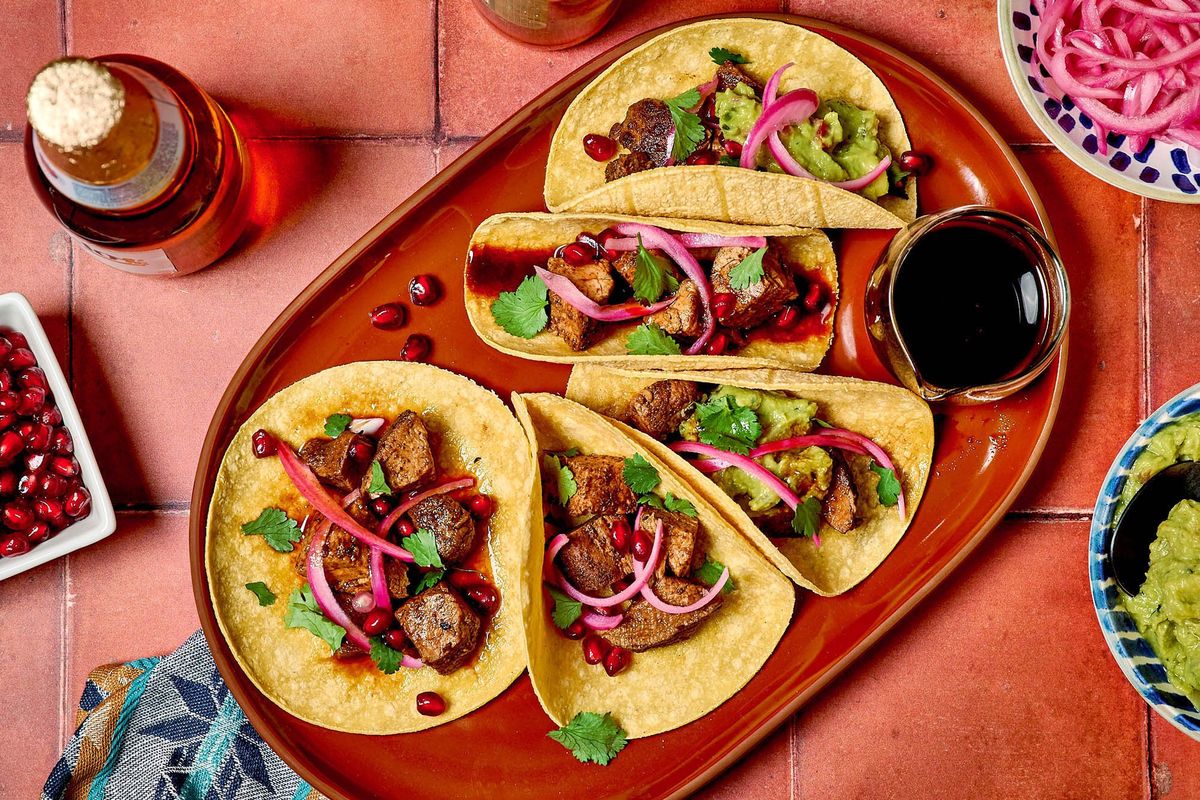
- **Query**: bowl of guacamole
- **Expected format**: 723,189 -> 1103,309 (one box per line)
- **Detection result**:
1092,388 -> 1200,742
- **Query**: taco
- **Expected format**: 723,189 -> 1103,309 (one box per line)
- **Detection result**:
513,392 -> 793,738
465,212 -> 837,370
544,18 -> 916,230
206,362 -> 531,734
565,365 -> 934,595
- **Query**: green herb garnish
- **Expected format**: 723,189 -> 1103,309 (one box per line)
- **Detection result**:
729,247 -> 767,290
542,453 -> 578,506
694,395 -> 761,455
625,323 -> 681,356
412,568 -> 445,594
695,557 -> 736,594
244,581 -> 276,606
622,453 -> 661,494
548,586 -> 583,629
401,528 -> 444,569
870,462 -> 901,507
284,584 -> 346,652
241,508 -> 302,552
632,234 -> 679,303
665,89 -> 705,162
638,491 -> 697,517
491,275 -> 549,338
548,712 -> 628,766
367,460 -> 391,496
793,496 -> 822,538
323,413 -> 351,438
369,636 -> 403,675
710,47 -> 749,65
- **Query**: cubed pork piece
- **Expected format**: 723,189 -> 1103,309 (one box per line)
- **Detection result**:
556,515 -> 627,594
300,432 -> 373,493
561,454 -> 639,517
605,151 -> 657,182
822,451 -> 859,533
546,256 -> 615,351
611,250 -> 681,288
636,506 -> 703,578
647,280 -> 703,338
608,99 -> 674,165
715,62 -> 763,94
293,525 -> 369,595
365,411 -> 436,496
394,584 -> 482,674
600,577 -> 723,652
623,379 -> 701,441
709,244 -> 799,329
408,494 -> 476,565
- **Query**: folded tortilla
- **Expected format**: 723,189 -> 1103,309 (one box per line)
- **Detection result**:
565,365 -> 934,595
544,18 -> 916,229
513,392 -> 794,737
206,362 -> 531,734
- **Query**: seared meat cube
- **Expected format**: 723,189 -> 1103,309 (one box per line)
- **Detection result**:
332,642 -> 367,661
546,256 -> 615,351
395,584 -> 482,674
365,411 -> 436,495
822,451 -> 859,533
605,151 -> 657,182
715,62 -> 763,94
611,250 -> 680,287
293,525 -> 370,594
608,99 -> 673,165
647,279 -> 703,338
561,454 -> 639,517
636,506 -> 703,578
409,494 -> 476,564
601,577 -> 723,652
710,244 -> 799,329
556,515 -> 626,593
623,379 -> 700,440
346,495 -> 377,528
300,432 -> 372,493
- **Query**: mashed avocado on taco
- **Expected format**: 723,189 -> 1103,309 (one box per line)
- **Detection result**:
512,392 -> 793,738
465,212 -> 836,371
206,362 -> 531,734
545,19 -> 917,229
566,365 -> 934,595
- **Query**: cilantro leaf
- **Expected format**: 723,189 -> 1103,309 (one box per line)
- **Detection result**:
548,712 -> 628,766
241,508 -> 302,552
729,247 -> 767,290
491,275 -> 549,339
694,396 -> 761,455
695,556 -> 736,594
625,323 -> 681,356
412,568 -> 444,594
793,496 -> 822,538
401,528 -> 444,569
664,89 -> 705,162
710,47 -> 749,65
663,493 -> 698,517
369,636 -> 403,675
323,413 -> 351,438
812,417 -> 834,429
542,453 -> 578,506
870,462 -> 902,507
557,447 -> 581,458
632,234 -> 679,303
284,584 -> 346,652
718,154 -> 740,167
367,460 -> 391,496
548,586 -> 583,629
623,453 -> 661,494
244,581 -> 276,606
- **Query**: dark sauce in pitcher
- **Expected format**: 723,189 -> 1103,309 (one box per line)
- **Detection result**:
892,221 -> 1047,390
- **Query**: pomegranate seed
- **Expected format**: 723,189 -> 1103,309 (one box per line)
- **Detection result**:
582,633 -> 610,665
6,348 -> 35,371
632,530 -> 652,561
369,497 -> 393,517
603,646 -> 631,677
251,429 -> 276,458
21,422 -> 50,452
447,570 -> 487,590
0,392 -> 17,412
803,283 -> 823,311
712,292 -> 736,321
700,96 -> 718,126
582,132 -> 618,161
49,428 -> 73,454
898,150 -> 932,175
609,517 -> 631,552
465,585 -> 499,615
596,227 -> 619,252
400,334 -> 431,362
16,367 -> 47,391
0,369 -> 10,392
64,486 -> 90,518
369,302 -> 406,330
0,533 -> 30,557
563,618 -> 587,640
0,413 -> 14,430
24,452 -> 46,472
26,521 -> 52,543
0,430 -> 25,464
36,406 -> 62,426
561,242 -> 595,267
0,337 -> 10,360
0,471 -> 14,496
575,232 -> 609,260
724,139 -> 743,158
48,513 -> 69,531
685,149 -> 718,166
408,275 -> 440,307
384,628 -> 407,650
4,332 -> 28,350
362,608 -> 392,636
3,503 -> 32,531
49,455 -> 79,477
39,473 -> 68,498
348,440 -> 374,465
416,691 -> 446,717
611,576 -> 633,594
397,518 -> 415,537
17,472 -> 39,497
16,387 -> 46,415
773,306 -> 800,331
468,493 -> 492,517
703,332 -> 730,355
34,497 -> 62,521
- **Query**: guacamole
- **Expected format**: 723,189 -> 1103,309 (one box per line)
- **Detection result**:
1117,413 -> 1200,518
1121,499 -> 1200,705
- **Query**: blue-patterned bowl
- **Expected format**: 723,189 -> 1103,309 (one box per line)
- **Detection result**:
998,0 -> 1200,203
1092,383 -> 1200,741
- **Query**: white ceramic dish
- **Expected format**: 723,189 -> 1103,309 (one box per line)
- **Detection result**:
0,292 -> 115,580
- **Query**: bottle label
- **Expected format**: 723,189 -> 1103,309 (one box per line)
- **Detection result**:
75,238 -> 178,275
32,65 -> 187,212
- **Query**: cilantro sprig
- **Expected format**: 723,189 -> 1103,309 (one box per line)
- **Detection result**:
729,247 -> 767,290
369,636 -> 404,675
632,234 -> 679,303
401,528 -> 444,569
323,413 -> 351,438
412,568 -> 444,594
710,47 -> 749,65
793,496 -> 822,538
638,491 -> 697,518
543,453 -> 578,506
664,88 -> 705,162
241,508 -> 302,552
695,556 -> 736,594
870,462 -> 901,507
491,275 -> 549,339
284,584 -> 346,652
367,460 -> 391,496
622,453 -> 661,494
548,586 -> 583,629
548,712 -> 628,766
625,323 -> 681,356
244,581 -> 276,606
693,395 -> 761,455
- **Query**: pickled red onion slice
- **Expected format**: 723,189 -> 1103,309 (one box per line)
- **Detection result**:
581,610 -> 624,630
632,548 -> 729,614
368,547 -> 391,612
534,266 -> 676,321
740,86 -> 819,171
670,441 -> 802,513
546,526 -> 662,607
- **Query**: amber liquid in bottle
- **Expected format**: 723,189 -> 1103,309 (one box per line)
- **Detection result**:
24,55 -> 251,275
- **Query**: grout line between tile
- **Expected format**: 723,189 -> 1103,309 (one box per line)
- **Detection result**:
246,133 -> 439,144
0,130 -> 22,143
58,0 -> 68,55
1139,195 -> 1151,418
1005,508 -> 1092,521
115,502 -> 190,513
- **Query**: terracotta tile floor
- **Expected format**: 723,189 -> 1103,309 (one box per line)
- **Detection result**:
0,2 -> 1192,798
